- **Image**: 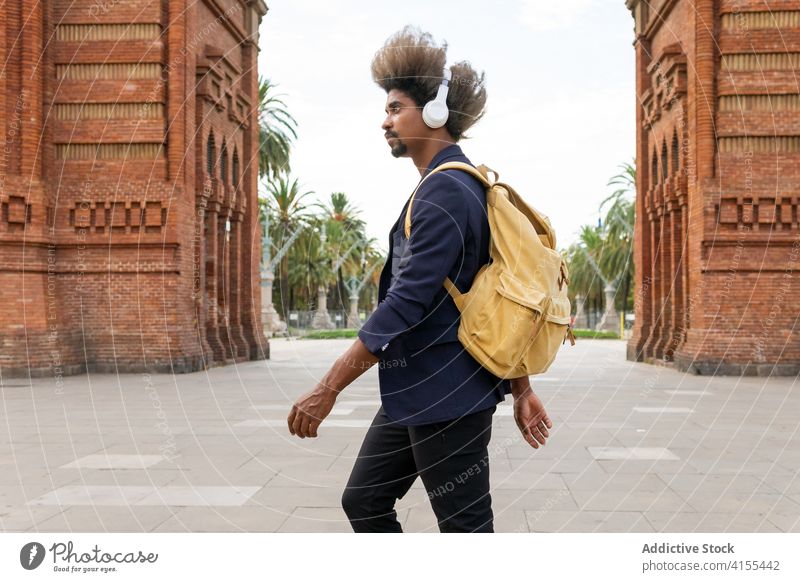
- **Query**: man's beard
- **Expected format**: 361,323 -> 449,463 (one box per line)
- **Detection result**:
392,136 -> 408,158
390,140 -> 408,158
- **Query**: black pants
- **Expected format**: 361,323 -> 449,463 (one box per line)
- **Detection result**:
342,405 -> 496,533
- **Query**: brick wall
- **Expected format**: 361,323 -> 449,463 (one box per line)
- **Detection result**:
626,0 -> 800,375
0,0 -> 268,378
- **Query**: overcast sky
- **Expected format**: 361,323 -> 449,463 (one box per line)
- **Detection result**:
257,0 -> 636,252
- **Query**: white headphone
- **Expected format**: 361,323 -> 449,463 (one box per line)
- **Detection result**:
422,66 -> 451,129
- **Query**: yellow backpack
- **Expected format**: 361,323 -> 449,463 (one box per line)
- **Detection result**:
404,162 -> 576,379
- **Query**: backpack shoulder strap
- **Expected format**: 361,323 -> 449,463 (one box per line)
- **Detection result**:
401,161 -> 499,311
403,162 -> 496,238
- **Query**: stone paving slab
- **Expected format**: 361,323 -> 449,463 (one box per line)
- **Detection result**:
277,506 -> 363,533
150,506 -> 293,532
570,487 -> 695,513
403,507 -> 441,532
643,511 -> 786,533
0,506 -> 67,532
32,506 -> 177,533
526,509 -> 655,533
1,338 -> 798,532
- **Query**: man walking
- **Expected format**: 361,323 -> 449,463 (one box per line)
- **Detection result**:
287,26 -> 552,533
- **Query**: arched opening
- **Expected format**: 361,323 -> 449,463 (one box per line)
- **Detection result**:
207,132 -> 216,176
672,131 -> 680,174
220,140 -> 228,184
661,139 -> 668,182
232,149 -> 240,187
651,147 -> 659,185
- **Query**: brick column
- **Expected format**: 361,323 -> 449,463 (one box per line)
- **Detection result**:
0,1 -> 53,376
679,199 -> 689,347
665,197 -> 685,358
228,192 -> 249,359
642,204 -> 661,360
20,1 -> 43,182
195,182 -> 213,364
239,4 -> 268,360
674,0 -> 717,369
204,179 -> 225,362
659,202 -> 677,360
166,0 -> 186,184
0,4 -> 6,168
217,194 -> 233,362
627,33 -> 653,362
644,206 -> 666,360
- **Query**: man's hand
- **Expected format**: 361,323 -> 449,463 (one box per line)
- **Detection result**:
287,338 -> 379,439
287,385 -> 337,438
510,377 -> 553,449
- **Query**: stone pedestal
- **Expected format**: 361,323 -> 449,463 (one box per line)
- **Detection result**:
346,293 -> 361,329
311,286 -> 335,330
261,268 -> 286,336
573,293 -> 589,329
597,284 -> 619,333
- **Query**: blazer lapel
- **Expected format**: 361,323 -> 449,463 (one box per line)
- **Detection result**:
377,149 -> 462,299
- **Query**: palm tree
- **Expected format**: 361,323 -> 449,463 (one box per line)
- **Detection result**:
600,161 -> 636,317
565,161 -> 636,327
360,244 -> 386,314
263,175 -> 314,313
258,77 -> 298,180
288,220 -> 337,309
565,225 -> 606,327
317,192 -> 368,311
321,192 -> 365,230
265,175 -> 313,226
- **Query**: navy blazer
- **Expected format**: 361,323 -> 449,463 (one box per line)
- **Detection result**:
358,144 -> 511,426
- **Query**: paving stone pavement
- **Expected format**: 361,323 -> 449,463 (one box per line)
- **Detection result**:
1,338 -> 798,533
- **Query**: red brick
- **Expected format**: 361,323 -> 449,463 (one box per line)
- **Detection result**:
626,0 -> 800,375
0,0 -> 268,377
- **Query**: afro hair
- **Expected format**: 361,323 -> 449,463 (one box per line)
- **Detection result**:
371,26 -> 487,141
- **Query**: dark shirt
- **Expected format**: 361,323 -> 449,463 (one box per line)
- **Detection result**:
358,144 -> 511,425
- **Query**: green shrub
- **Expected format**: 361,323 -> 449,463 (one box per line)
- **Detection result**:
572,329 -> 620,339
301,329 -> 359,339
